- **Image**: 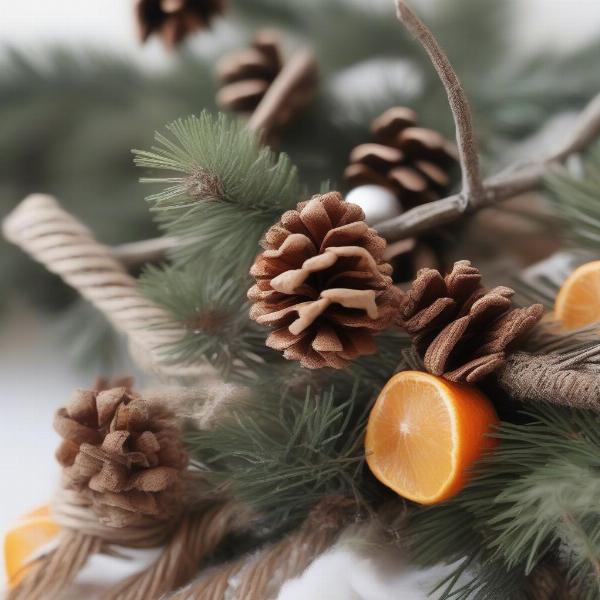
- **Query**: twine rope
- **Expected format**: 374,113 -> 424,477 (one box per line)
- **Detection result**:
169,498 -> 354,600
6,531 -> 103,600
7,492 -> 242,600
498,352 -> 600,410
2,194 -> 208,379
103,502 -> 242,600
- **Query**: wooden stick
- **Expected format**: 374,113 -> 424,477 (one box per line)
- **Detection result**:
376,88 -> 600,242
395,0 -> 484,205
247,48 -> 317,143
113,87 -> 600,262
113,236 -> 177,269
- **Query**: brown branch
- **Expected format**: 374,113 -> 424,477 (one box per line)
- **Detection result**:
112,2 -> 600,265
376,87 -> 600,243
395,0 -> 484,205
376,1 -> 600,243
247,47 -> 317,143
112,236 -> 177,269
114,88 -> 600,265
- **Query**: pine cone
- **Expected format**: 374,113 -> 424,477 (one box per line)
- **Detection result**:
399,260 -> 544,383
54,386 -> 188,527
344,107 -> 457,209
136,0 -> 225,48
248,191 -> 402,369
216,31 -> 317,126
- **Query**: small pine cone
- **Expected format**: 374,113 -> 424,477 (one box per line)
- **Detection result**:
136,0 -> 225,48
344,107 -> 457,209
399,260 -> 544,383
54,386 -> 188,527
216,31 -> 317,126
248,191 -> 402,369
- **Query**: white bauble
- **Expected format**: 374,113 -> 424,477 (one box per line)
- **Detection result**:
345,185 -> 401,226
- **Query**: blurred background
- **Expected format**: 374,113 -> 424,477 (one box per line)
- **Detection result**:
1,0 -> 600,594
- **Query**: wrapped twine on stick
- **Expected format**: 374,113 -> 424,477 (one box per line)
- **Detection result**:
498,350 -> 600,409
2,194 -> 210,380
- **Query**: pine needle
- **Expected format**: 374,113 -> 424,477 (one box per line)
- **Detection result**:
405,404 -> 600,600
133,111 -> 303,274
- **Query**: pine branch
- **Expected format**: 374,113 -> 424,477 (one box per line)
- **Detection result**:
546,141 -> 600,252
133,111 -> 303,274
138,263 -> 277,382
185,384 -> 369,535
406,405 -> 600,600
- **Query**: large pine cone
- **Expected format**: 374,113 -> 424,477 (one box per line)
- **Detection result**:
216,31 -> 317,128
248,191 -> 402,369
344,107 -> 457,209
54,386 -> 188,527
136,0 -> 225,48
399,261 -> 544,383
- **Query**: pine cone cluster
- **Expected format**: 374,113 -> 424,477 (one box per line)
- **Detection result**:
136,0 -> 225,48
54,386 -> 188,527
248,192 -> 401,369
399,261 -> 544,383
216,31 -> 317,127
345,107 -> 457,209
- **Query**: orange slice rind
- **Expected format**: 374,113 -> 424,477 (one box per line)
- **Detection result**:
4,505 -> 60,588
555,260 -> 600,330
365,371 -> 499,505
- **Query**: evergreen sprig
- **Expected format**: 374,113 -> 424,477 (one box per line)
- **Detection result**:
546,141 -> 600,252
133,112 -> 303,274
406,405 -> 600,600
186,384 -> 370,535
138,263 -> 278,381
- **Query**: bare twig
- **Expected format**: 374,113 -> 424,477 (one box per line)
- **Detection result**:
376,89 -> 600,242
113,236 -> 177,269
375,0 -> 600,243
247,48 -> 317,143
395,0 -> 484,205
112,0 -> 600,266
114,89 -> 600,265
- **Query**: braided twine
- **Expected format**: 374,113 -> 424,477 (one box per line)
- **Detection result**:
2,194 -> 209,380
7,486 -> 243,600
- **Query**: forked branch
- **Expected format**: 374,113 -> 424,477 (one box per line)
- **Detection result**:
112,0 -> 600,263
395,0 -> 484,205
374,0 -> 600,242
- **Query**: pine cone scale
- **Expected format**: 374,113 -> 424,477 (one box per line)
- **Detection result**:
249,191 -> 401,369
54,386 -> 187,526
401,261 -> 543,383
54,408 -> 103,446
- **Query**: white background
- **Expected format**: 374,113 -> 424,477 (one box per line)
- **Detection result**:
1,0 -> 600,597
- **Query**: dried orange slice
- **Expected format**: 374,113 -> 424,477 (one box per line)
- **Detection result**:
4,505 -> 60,588
365,371 -> 499,505
555,260 -> 600,329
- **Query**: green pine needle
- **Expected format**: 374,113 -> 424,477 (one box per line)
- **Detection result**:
406,404 -> 600,600
546,141 -> 600,252
138,263 -> 278,382
133,112 -> 304,274
186,383 -> 370,535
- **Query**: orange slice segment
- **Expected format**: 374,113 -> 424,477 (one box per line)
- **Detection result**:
554,260 -> 600,329
365,371 -> 499,505
4,505 -> 60,588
